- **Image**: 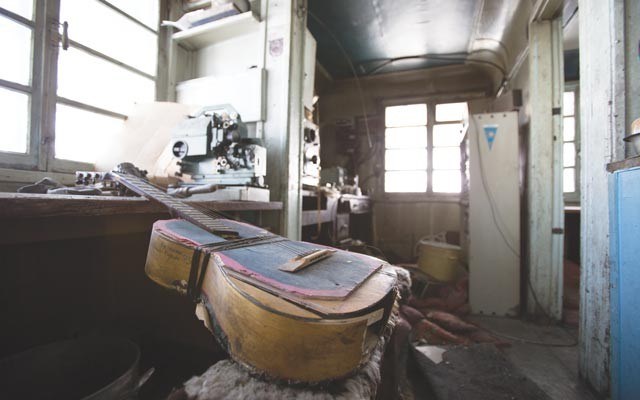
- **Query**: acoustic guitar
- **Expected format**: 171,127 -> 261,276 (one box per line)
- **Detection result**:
108,164 -> 397,383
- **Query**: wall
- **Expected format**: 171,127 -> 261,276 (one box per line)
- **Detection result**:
318,65 -> 492,261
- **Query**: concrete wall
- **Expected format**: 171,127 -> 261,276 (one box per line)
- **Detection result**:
318,65 -> 492,261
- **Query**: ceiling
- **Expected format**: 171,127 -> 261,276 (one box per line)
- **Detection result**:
308,0 -> 483,79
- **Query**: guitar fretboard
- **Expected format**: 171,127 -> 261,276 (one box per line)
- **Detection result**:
112,173 -> 238,237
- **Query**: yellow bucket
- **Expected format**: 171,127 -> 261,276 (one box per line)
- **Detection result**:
416,240 -> 461,282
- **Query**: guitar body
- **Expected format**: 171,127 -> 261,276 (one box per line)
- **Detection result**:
145,219 -> 397,383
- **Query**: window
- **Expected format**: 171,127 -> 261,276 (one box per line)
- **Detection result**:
0,1 -> 37,163
0,0 -> 159,171
384,102 -> 467,194
563,89 -> 579,196
55,0 -> 158,165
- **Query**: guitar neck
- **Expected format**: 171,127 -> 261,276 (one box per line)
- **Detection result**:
111,173 -> 237,237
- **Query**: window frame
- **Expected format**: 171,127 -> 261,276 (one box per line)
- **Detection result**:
382,97 -> 467,201
0,2 -> 46,170
0,0 -> 160,175
563,82 -> 580,204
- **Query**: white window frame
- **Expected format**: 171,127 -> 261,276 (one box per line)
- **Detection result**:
0,2 -> 46,170
0,0 -> 159,176
383,98 -> 467,200
563,82 -> 580,204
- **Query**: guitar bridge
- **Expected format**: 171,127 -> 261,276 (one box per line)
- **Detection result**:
279,248 -> 336,272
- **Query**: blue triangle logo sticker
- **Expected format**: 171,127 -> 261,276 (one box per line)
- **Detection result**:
483,125 -> 498,150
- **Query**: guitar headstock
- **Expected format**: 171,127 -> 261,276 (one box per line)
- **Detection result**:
74,163 -> 149,196
113,162 -> 148,179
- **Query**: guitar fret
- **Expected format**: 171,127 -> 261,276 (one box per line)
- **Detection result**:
115,172 -> 235,236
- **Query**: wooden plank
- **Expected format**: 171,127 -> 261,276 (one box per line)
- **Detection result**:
527,19 -> 564,319
578,0 -> 626,394
0,168 -> 76,185
0,193 -> 282,218
0,214 -> 164,244
607,156 -> 640,173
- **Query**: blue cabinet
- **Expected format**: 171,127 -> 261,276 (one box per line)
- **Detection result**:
610,166 -> 640,399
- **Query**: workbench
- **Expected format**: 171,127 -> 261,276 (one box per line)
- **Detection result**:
0,192 -> 282,244
0,191 -> 282,382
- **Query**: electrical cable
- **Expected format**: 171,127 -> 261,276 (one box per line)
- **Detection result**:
477,324 -> 578,347
308,11 -> 373,148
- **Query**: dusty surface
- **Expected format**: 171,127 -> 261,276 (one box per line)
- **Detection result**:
469,316 -> 600,400
412,343 -> 552,400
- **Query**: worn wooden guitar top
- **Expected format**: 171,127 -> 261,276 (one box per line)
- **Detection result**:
154,219 -> 383,299
108,164 -> 398,382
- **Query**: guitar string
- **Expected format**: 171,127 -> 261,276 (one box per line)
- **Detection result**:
189,201 -> 316,256
117,175 -> 318,257
189,202 -> 313,257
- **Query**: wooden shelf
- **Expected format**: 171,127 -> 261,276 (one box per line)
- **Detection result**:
172,11 -> 260,50
0,193 -> 282,219
607,155 -> 640,173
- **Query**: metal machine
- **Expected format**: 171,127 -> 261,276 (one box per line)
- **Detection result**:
302,119 -> 321,187
170,105 -> 267,187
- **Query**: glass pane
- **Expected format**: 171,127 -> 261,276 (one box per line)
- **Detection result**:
57,47 -> 155,115
385,104 -> 427,127
385,149 -> 427,170
0,16 -> 32,85
563,91 -> 575,116
61,0 -> 158,75
433,170 -> 461,193
106,0 -> 159,30
564,142 -> 576,167
0,87 -> 29,153
0,0 -> 34,19
563,168 -> 576,193
433,147 -> 461,170
385,126 -> 427,149
385,171 -> 427,193
564,117 -> 575,141
436,102 -> 467,122
55,104 -> 124,163
433,123 -> 465,146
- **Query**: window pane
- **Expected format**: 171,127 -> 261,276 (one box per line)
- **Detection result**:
60,0 -> 158,75
106,0 -> 159,30
563,91 -> 575,116
55,104 -> 124,163
433,123 -> 465,146
436,102 -> 467,122
385,104 -> 427,127
385,126 -> 427,149
385,149 -> 427,170
563,142 -> 576,167
0,0 -> 33,19
0,16 -> 32,85
57,47 -> 155,115
385,171 -> 427,193
564,117 -> 575,141
433,147 -> 461,170
0,87 -> 29,153
433,170 -> 461,193
563,168 -> 575,193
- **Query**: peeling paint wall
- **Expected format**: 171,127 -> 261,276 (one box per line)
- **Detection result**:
578,0 -> 626,394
